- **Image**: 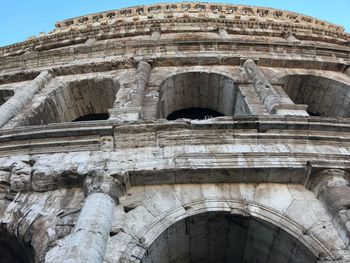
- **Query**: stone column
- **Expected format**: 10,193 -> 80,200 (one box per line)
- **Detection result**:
219,28 -> 229,39
109,61 -> 151,122
0,70 -> 52,127
345,67 -> 350,78
59,174 -> 125,263
306,166 -> 350,247
243,59 -> 308,115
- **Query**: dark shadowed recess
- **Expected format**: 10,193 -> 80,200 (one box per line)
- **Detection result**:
0,89 -> 14,106
282,75 -> 350,118
142,212 -> 317,263
167,107 -> 224,120
0,227 -> 34,263
73,113 -> 109,122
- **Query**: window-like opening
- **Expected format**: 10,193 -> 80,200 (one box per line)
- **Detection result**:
307,111 -> 321,116
0,90 -> 14,106
282,75 -> 350,117
159,72 -> 250,120
141,212 -> 317,263
73,113 -> 109,122
167,107 -> 224,120
0,227 -> 34,263
22,78 -> 119,125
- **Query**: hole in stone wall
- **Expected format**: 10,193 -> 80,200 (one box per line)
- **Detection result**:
307,111 -> 321,117
0,90 -> 15,106
282,75 -> 350,118
22,78 -> 119,125
0,226 -> 34,263
167,107 -> 224,120
159,72 -> 250,120
123,204 -> 138,213
141,212 -> 318,263
73,113 -> 109,122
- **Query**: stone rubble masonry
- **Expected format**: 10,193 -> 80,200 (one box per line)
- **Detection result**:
0,2 -> 349,263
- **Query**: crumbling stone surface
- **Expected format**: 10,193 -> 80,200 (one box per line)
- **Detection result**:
0,2 -> 350,263
0,188 -> 85,262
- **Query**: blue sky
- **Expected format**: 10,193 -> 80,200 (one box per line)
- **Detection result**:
1,0 -> 349,47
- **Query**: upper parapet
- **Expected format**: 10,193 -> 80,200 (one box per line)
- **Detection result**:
55,2 -> 344,33
0,2 -> 349,60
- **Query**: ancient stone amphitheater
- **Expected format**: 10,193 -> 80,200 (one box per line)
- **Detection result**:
0,2 -> 350,262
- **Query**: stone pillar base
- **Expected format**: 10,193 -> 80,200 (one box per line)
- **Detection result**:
273,103 -> 309,116
108,107 -> 142,122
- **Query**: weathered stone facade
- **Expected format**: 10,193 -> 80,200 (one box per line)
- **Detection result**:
0,2 -> 350,262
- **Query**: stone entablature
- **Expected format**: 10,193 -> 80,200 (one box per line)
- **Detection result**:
55,2 -> 343,33
0,3 -> 349,59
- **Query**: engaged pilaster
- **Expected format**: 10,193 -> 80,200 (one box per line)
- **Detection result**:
109,61 -> 151,122
58,173 -> 125,263
345,67 -> 350,78
243,59 -> 308,115
0,70 -> 52,127
306,163 -> 350,247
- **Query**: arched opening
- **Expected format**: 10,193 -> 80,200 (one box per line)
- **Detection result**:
0,89 -> 14,106
142,212 -> 317,263
0,227 -> 34,263
167,107 -> 224,120
72,113 -> 109,122
159,72 -> 250,120
281,75 -> 350,117
24,78 -> 119,125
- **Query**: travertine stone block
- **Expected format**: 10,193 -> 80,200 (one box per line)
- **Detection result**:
0,2 -> 349,263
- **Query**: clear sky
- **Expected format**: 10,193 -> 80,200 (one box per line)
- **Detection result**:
1,0 -> 349,47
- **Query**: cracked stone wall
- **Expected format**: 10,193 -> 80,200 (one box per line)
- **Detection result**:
0,2 -> 350,263
104,183 -> 350,262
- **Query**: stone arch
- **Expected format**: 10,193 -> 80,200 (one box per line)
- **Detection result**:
280,74 -> 350,117
152,67 -> 245,87
115,196 -> 342,262
142,211 -> 317,263
23,77 -> 119,125
0,225 -> 34,263
158,71 -> 250,119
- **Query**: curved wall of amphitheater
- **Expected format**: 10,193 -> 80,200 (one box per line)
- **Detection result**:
0,2 -> 350,262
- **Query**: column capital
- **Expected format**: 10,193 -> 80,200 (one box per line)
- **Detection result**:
305,160 -> 350,193
305,161 -> 350,247
84,171 -> 125,203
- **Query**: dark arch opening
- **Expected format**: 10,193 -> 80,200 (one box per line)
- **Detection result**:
167,107 -> 224,120
142,212 -> 317,263
159,72 -> 250,120
282,75 -> 350,118
73,113 -> 109,122
0,227 -> 34,263
21,78 -> 119,126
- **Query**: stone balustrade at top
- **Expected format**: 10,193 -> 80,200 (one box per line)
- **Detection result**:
0,2 -> 349,59
55,2 -> 343,33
